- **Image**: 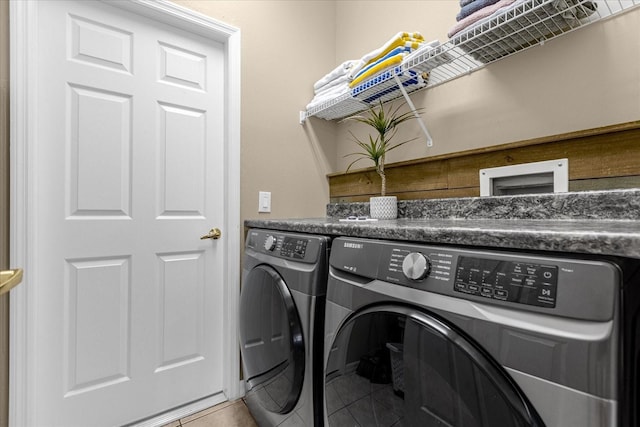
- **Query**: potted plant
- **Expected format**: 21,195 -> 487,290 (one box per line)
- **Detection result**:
345,100 -> 421,219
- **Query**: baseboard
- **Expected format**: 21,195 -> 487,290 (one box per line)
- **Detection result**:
129,392 -> 228,427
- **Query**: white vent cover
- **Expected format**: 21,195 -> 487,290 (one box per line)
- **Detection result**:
480,159 -> 568,197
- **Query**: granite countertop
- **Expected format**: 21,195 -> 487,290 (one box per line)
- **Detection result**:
244,217 -> 640,259
244,190 -> 640,259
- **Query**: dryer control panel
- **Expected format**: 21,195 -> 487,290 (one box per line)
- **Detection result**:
454,256 -> 558,308
246,229 -> 323,263
279,236 -> 309,260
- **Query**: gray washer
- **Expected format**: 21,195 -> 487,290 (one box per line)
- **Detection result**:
240,229 -> 330,426
324,237 -> 621,427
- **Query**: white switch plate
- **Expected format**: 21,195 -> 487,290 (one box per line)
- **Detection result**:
258,191 -> 271,213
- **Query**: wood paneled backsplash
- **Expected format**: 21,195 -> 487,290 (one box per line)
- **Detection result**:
328,121 -> 640,202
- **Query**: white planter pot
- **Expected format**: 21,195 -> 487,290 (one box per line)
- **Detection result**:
369,196 -> 397,220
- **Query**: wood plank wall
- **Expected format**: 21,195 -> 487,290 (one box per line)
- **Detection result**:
329,121 -> 640,202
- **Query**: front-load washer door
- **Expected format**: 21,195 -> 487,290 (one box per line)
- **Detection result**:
325,305 -> 544,427
239,265 -> 305,414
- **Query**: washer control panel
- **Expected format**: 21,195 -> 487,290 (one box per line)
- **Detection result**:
330,236 -> 619,321
454,256 -> 558,308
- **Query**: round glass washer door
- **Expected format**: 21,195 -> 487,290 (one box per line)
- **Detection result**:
239,265 -> 305,414
325,305 -> 545,427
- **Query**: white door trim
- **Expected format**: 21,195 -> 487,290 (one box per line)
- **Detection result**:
9,1 -> 241,425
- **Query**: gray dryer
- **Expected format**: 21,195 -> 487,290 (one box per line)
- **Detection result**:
240,229 -> 330,426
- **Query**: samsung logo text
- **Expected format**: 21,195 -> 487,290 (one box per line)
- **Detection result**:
343,242 -> 364,249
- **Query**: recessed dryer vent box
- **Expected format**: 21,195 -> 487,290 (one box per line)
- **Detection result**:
480,159 -> 568,197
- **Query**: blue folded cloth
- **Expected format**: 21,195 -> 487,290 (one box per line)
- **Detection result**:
460,0 -> 476,6
352,69 -> 424,104
362,76 -> 421,104
456,0 -> 501,21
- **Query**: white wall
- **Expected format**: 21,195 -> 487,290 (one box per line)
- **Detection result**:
174,0 -> 337,220
174,1 -> 640,219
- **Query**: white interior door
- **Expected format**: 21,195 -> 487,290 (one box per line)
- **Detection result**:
10,1 -> 240,426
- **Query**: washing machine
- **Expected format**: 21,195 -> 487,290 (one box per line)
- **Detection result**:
239,229 -> 330,426
323,236 -> 640,427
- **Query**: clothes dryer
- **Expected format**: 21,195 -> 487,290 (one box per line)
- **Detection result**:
324,237 -> 639,427
240,229 -> 330,426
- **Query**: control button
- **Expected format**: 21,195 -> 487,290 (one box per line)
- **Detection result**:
455,256 -> 558,309
539,288 -> 554,298
540,267 -> 556,281
264,235 -> 277,251
402,252 -> 431,281
295,241 -> 307,255
495,289 -> 508,299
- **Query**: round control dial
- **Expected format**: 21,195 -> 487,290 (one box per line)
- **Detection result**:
264,235 -> 277,251
402,252 -> 431,281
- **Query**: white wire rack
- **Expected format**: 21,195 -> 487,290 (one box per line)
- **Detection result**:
300,0 -> 639,123
304,92 -> 367,121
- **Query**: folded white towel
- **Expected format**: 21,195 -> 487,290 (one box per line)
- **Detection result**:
403,39 -> 442,63
315,80 -> 350,99
313,60 -> 358,92
306,84 -> 351,111
347,58 -> 368,81
314,74 -> 350,95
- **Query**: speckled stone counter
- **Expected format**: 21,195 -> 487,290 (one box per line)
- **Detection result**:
245,190 -> 640,259
326,189 -> 640,220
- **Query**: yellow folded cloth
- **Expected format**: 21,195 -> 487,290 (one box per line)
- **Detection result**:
349,52 -> 406,88
402,31 -> 424,41
348,32 -> 424,79
364,34 -> 424,69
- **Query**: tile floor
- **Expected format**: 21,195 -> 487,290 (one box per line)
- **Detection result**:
325,370 -> 404,427
162,399 -> 257,427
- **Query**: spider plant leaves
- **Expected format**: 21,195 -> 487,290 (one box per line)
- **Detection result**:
343,100 -> 423,196
344,101 -> 423,173
348,101 -> 418,139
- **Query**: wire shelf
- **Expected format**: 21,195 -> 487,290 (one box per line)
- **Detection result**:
351,67 -> 428,105
307,92 -> 368,120
452,0 -> 600,63
301,0 -> 639,122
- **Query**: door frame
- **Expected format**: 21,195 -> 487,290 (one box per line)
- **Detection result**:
9,1 -> 241,425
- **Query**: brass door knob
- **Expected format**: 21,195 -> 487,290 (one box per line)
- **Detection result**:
0,268 -> 24,296
200,228 -> 222,240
